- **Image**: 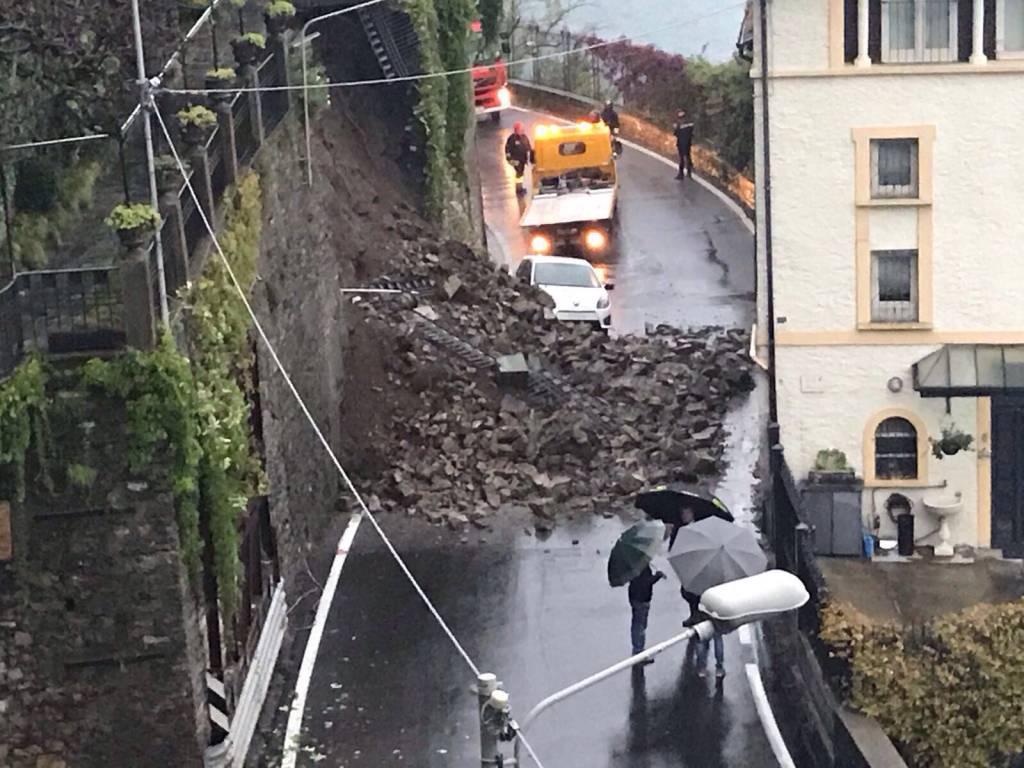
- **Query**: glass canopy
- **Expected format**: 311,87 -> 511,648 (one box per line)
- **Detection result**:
912,345 -> 1024,397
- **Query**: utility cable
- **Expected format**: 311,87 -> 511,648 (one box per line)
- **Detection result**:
163,1 -> 747,95
515,728 -> 548,768
151,103 -> 482,678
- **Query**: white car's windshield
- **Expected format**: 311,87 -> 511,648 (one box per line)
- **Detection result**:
534,263 -> 600,288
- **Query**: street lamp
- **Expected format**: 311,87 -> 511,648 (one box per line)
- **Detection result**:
497,570 -> 809,766
300,0 -> 388,187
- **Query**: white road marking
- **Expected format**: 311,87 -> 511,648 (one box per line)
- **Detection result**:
281,513 -> 363,768
746,662 -> 797,768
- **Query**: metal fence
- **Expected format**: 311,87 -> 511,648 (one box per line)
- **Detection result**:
0,267 -> 125,377
508,26 -> 615,103
768,450 -> 831,650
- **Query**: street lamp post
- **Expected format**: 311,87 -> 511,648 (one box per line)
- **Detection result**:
300,0 -> 388,187
501,570 -> 810,766
130,0 -> 170,327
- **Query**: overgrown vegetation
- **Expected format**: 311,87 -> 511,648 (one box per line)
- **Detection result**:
0,357 -> 50,503
574,39 -> 754,175
821,600 -> 1024,768
81,336 -> 204,574
82,174 -> 263,622
403,0 -> 476,233
105,202 -> 161,232
9,158 -> 103,269
185,171 -> 265,622
478,0 -> 503,45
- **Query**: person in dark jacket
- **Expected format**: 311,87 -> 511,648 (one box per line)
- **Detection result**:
600,100 -> 620,132
672,109 -> 695,180
628,563 -> 666,659
505,121 -> 532,195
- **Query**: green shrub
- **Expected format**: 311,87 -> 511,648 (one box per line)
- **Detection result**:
238,32 -> 267,48
66,463 -> 98,489
264,0 -> 295,17
0,357 -> 50,503
206,67 -> 237,81
176,105 -> 218,129
105,203 -> 160,231
821,600 -> 1024,768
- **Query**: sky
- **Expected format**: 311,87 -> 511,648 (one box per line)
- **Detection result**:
554,0 -> 748,62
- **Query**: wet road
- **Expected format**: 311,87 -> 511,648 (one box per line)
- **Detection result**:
291,110 -> 770,766
297,515 -> 773,767
478,108 -> 755,333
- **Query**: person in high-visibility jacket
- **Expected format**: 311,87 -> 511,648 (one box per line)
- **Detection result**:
504,121 -> 533,195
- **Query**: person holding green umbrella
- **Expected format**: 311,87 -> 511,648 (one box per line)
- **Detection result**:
628,563 -> 666,660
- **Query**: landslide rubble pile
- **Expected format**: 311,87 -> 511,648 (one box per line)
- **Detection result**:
345,210 -> 756,530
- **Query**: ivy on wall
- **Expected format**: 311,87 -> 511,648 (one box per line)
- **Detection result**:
81,172 -> 264,622
0,357 -> 50,503
403,0 -> 475,233
821,600 -> 1024,768
186,170 -> 265,622
81,337 -> 204,573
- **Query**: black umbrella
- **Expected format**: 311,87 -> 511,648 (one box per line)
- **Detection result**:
634,484 -> 734,548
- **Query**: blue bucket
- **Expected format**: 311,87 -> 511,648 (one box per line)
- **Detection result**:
862,533 -> 875,559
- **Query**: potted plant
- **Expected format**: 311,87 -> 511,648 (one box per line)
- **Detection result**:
930,425 -> 974,459
105,203 -> 161,249
808,448 -> 857,484
264,0 -> 295,34
205,67 -> 237,103
154,155 -> 188,195
176,105 -> 218,146
232,32 -> 266,66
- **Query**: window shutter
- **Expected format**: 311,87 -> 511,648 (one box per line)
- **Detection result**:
869,0 -> 883,62
845,0 -> 859,61
958,0 -> 973,60
984,0 -> 997,57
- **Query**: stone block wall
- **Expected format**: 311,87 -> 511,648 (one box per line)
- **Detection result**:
0,390 -> 207,768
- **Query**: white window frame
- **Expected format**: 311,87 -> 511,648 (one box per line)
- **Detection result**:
997,0 -> 1024,59
881,0 -> 959,63
871,249 -> 919,323
870,138 -> 920,199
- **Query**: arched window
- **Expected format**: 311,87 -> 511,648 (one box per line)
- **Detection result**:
875,417 -> 919,480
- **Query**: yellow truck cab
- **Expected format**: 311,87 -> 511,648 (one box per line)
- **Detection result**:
520,121 -> 618,259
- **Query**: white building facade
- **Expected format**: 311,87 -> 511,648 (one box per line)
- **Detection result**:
752,0 -> 1024,553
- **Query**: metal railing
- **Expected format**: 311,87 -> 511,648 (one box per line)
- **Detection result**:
0,267 -> 125,377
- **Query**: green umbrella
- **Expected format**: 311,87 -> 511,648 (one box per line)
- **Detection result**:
607,519 -> 666,587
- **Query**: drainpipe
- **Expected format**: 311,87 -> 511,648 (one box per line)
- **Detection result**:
758,0 -> 780,455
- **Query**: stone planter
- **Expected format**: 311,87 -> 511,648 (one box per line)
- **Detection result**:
807,469 -> 858,485
156,164 -> 186,197
179,120 -> 214,148
205,75 -> 236,104
264,12 -> 290,35
232,38 -> 261,66
116,224 -> 154,250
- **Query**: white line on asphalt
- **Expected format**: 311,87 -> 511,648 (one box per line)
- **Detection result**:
281,513 -> 363,768
745,662 -> 797,768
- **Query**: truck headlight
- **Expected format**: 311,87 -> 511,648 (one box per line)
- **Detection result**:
597,295 -> 610,309
584,229 -> 607,251
497,87 -> 512,108
530,234 -> 552,254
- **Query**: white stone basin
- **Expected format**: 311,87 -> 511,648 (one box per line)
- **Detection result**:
923,494 -> 963,519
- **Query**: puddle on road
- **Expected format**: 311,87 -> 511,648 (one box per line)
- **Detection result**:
712,372 -> 768,533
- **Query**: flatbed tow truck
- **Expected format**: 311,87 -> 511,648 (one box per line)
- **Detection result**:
520,121 -> 618,260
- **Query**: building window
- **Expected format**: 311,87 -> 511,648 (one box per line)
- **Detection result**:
998,0 -> 1024,56
881,0 -> 958,62
871,249 -> 919,322
875,417 -> 919,479
871,138 -> 919,198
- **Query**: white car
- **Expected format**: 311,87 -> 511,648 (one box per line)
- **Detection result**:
513,255 -> 613,328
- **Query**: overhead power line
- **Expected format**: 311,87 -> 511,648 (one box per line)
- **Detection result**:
162,1 -> 747,96
150,102 -> 482,678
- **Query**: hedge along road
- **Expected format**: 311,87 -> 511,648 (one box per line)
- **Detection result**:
479,106 -> 756,334
281,108 -> 779,767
